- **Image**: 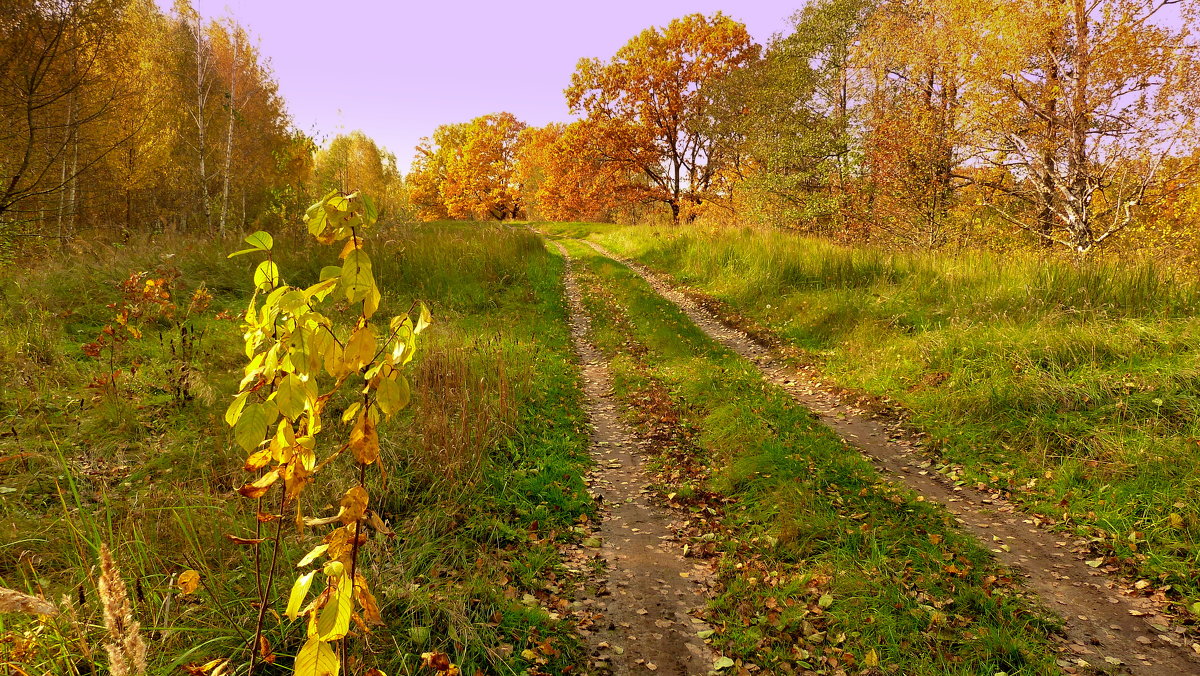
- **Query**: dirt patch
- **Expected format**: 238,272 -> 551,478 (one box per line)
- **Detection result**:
578,238 -> 1200,676
552,241 -> 722,675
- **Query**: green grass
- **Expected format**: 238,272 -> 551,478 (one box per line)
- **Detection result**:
542,221 -> 1200,616
0,223 -> 593,675
556,238 -> 1062,675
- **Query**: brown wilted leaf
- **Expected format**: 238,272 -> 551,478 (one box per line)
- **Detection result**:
354,572 -> 383,625
224,534 -> 266,545
421,651 -> 460,674
367,509 -> 394,536
0,586 -> 57,616
259,635 -> 275,663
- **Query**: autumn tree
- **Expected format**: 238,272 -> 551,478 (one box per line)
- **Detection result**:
968,0 -> 1200,253
312,131 -> 403,218
516,122 -> 634,222
407,113 -> 526,222
566,13 -> 759,223
715,0 -> 875,232
855,0 -> 980,246
0,0 -> 310,248
405,123 -> 464,222
443,112 -> 525,220
0,0 -> 131,241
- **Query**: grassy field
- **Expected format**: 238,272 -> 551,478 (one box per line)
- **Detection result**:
543,222 -> 1200,618
0,223 -> 593,675
555,238 -> 1062,675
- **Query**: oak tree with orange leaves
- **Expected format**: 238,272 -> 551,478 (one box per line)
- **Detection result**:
407,112 -> 526,221
516,121 -> 637,222
566,13 -> 759,223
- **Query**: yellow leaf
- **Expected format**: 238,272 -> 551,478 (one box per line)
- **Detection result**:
304,277 -> 339,303
324,341 -> 346,378
344,326 -> 377,371
298,544 -> 329,568
314,570 -> 353,641
244,449 -> 273,472
864,648 -> 879,667
294,636 -> 338,676
286,571 -> 317,620
177,570 -> 200,596
338,238 -> 362,260
364,283 -> 382,319
415,301 -> 432,334
1169,513 -> 1184,529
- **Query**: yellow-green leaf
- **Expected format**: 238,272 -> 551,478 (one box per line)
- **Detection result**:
245,231 -> 273,250
297,545 -> 329,568
377,374 -> 410,417
276,374 -> 307,421
225,392 -> 250,427
341,249 -> 374,304
254,261 -> 281,291
286,570 -> 317,620
294,636 -> 338,676
234,403 -> 269,453
314,571 -> 353,641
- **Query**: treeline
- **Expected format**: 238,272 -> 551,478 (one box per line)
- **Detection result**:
409,1 -> 1200,257
0,0 -> 403,254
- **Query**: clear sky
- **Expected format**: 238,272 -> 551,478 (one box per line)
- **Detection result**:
177,0 -> 800,169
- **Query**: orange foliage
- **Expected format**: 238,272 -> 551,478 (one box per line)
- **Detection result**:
407,113 -> 526,221
516,122 -> 636,222
566,13 -> 758,222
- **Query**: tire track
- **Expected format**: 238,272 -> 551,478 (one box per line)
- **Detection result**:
552,241 -> 721,675
574,237 -> 1200,676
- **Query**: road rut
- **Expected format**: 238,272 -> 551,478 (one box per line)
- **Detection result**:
553,241 -> 721,675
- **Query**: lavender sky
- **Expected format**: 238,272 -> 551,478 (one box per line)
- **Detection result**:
176,0 -> 800,170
